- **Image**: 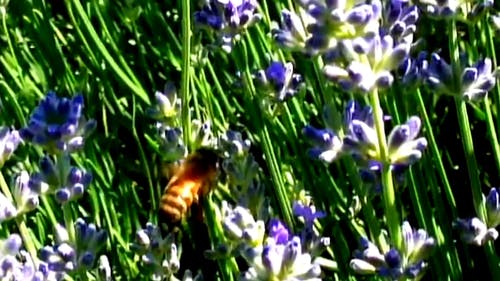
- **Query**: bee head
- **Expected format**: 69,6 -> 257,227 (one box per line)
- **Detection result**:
193,147 -> 222,168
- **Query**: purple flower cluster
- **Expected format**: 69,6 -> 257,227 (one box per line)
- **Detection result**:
350,221 -> 435,279
131,223 -> 181,280
19,92 -> 96,154
0,127 -> 22,167
254,61 -> 304,103
39,219 -> 107,276
207,200 -> 329,280
304,101 -> 427,168
416,0 -> 493,21
194,0 -> 261,52
423,54 -> 498,101
28,155 -> 92,203
455,187 -> 500,246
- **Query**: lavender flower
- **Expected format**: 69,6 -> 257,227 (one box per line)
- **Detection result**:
268,219 -> 290,245
12,171 -> 39,215
19,92 -> 96,154
0,191 -> 17,222
293,201 -> 326,229
254,61 -> 304,103
398,51 -> 429,86
156,126 -> 187,162
486,187 -> 500,228
382,0 -> 419,44
0,127 -> 22,167
221,202 -> 265,249
190,120 -> 215,150
0,234 -> 22,278
302,125 -> 343,163
194,0 -> 261,52
40,219 -> 107,277
387,117 -> 427,166
0,171 -> 41,223
351,221 -> 435,279
131,223 -> 181,280
297,0 -> 382,54
424,53 -> 499,101
271,9 -> 312,52
241,222 -> 322,281
219,130 -> 259,189
29,155 -> 92,203
324,32 -> 410,93
416,0 -> 493,20
293,198 -> 330,256
344,103 -> 426,167
454,217 -> 498,246
146,82 -> 181,126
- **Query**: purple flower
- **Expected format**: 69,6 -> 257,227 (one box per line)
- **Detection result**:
19,92 -> 96,154
30,155 -> 92,203
40,219 -> 107,277
271,10 -> 311,52
454,217 -> 498,246
486,187 -> 500,228
302,125 -> 343,163
293,201 -> 326,228
296,0 -> 382,54
254,61 -> 304,102
241,236 -> 321,281
324,33 -> 410,92
0,127 -> 22,167
382,0 -> 419,44
351,222 -> 434,279
194,0 -> 261,52
146,82 -> 181,126
132,223 -> 180,278
424,53 -> 498,101
417,0 -> 493,20
268,219 -> 290,244
387,116 -> 427,166
398,51 -> 429,86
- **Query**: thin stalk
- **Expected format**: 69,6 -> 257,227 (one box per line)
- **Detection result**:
1,11 -> 24,89
481,18 -> 500,138
477,20 -> 500,173
56,154 -> 76,242
66,0 -> 149,103
368,88 -> 401,251
447,20 -> 485,221
239,38 -> 294,229
416,89 -> 457,216
181,0 -> 192,147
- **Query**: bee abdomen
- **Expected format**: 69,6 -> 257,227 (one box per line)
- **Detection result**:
159,186 -> 195,223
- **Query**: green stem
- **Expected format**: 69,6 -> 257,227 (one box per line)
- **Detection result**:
0,172 -> 39,262
181,0 -> 192,148
1,10 -> 24,89
238,38 -> 294,229
447,20 -> 486,221
368,88 -> 401,251
66,0 -> 149,103
63,203 -> 75,242
56,154 -> 76,242
416,90 -> 457,216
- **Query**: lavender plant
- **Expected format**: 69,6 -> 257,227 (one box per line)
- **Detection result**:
0,0 -> 499,280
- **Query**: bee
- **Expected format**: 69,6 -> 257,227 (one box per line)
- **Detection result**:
159,148 -> 220,225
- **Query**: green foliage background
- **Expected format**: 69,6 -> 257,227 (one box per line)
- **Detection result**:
0,0 -> 499,280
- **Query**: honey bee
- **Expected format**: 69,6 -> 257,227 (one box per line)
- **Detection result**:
159,148 -> 219,225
